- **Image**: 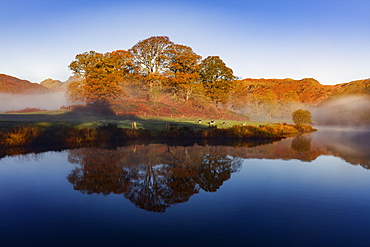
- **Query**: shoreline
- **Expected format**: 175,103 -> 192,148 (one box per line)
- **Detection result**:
0,122 -> 316,149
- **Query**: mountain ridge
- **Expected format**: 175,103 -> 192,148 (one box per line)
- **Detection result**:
233,77 -> 370,106
40,76 -> 82,91
0,74 -> 50,94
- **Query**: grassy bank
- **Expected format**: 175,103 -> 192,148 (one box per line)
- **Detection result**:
0,110 -> 261,132
0,121 -> 315,148
0,110 -> 316,148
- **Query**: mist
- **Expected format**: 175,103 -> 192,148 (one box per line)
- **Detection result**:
311,127 -> 370,167
312,95 -> 370,126
0,92 -> 68,112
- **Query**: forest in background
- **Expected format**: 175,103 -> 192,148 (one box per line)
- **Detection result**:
1,36 -> 369,125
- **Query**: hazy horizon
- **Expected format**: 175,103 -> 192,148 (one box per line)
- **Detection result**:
0,92 -> 67,111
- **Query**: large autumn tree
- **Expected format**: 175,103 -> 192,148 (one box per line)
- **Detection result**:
166,44 -> 202,101
199,56 -> 235,105
67,51 -> 127,104
127,36 -> 205,100
128,36 -> 174,89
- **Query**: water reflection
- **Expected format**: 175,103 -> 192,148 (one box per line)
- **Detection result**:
64,128 -> 370,212
1,128 -> 369,213
67,145 -> 243,212
291,135 -> 311,152
311,127 -> 370,167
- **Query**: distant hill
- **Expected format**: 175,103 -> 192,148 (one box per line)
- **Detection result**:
0,74 -> 83,94
233,78 -> 369,104
311,79 -> 370,126
231,77 -> 370,121
233,78 -> 340,106
39,78 -> 64,91
40,76 -> 82,91
0,74 -> 50,94
327,78 -> 370,97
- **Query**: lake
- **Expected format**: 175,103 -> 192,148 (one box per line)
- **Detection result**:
0,127 -> 369,247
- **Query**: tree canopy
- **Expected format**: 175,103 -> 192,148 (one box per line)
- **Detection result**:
67,51 -> 127,104
67,36 -> 235,105
292,109 -> 312,126
199,56 -> 235,105
166,44 -> 202,100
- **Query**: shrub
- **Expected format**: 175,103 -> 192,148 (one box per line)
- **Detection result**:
292,109 -> 312,126
1,125 -> 40,146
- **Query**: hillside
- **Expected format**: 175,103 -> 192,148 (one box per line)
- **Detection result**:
40,76 -> 81,91
233,78 -> 339,106
234,77 -> 370,104
0,74 -> 82,94
231,77 -> 370,121
328,78 -> 370,96
312,79 -> 370,126
0,74 -> 50,94
1,74 -> 369,123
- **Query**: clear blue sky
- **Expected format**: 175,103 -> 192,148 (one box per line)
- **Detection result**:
1,0 -> 369,85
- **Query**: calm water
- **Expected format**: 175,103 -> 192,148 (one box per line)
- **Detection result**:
0,128 -> 369,247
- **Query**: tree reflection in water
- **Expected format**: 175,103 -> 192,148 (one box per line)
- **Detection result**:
67,145 -> 242,213
291,135 -> 311,152
64,131 -> 370,212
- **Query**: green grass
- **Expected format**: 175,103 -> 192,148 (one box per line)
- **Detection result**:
0,110 -> 267,133
0,111 -> 317,148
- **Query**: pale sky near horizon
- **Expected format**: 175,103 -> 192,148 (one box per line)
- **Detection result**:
1,0 -> 369,85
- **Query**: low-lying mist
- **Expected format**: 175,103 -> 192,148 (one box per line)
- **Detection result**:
0,92 -> 68,112
312,95 -> 370,126
311,127 -> 370,167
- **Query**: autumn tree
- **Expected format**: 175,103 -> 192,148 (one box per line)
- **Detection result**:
199,56 -> 235,105
292,109 -> 312,126
66,79 -> 85,102
166,44 -> 202,101
128,36 -> 174,89
67,51 -> 126,104
67,36 -> 243,109
109,50 -> 137,79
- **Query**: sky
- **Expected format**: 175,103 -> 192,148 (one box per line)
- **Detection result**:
1,0 -> 369,85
